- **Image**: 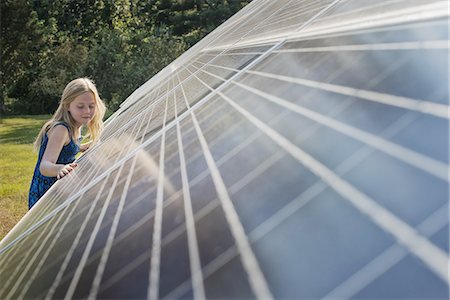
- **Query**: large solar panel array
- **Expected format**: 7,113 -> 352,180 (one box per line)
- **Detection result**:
1,0 -> 449,299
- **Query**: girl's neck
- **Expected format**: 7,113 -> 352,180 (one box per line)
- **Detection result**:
74,125 -> 82,139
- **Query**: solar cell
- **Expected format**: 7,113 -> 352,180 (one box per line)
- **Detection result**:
1,0 -> 448,299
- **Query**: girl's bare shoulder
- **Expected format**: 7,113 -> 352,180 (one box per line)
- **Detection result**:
47,123 -> 71,145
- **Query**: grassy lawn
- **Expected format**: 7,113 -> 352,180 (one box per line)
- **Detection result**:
0,115 -> 50,241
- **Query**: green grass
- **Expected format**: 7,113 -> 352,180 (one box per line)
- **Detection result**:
0,115 -> 50,241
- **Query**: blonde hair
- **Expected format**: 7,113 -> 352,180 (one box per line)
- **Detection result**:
34,78 -> 106,151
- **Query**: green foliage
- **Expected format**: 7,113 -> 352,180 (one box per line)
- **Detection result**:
1,0 -> 251,115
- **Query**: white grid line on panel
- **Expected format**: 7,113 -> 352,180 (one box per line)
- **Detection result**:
167,184 -> 321,298
109,93 -> 148,131
195,1 -> 294,57
89,84 -> 162,160
293,1 -> 449,40
189,57 -> 448,182
102,101 -> 142,141
96,210 -> 164,293
194,61 -> 249,77
46,185 -> 157,299
192,41 -> 444,230
123,82 -> 163,144
107,89 -> 154,134
201,51 -> 266,57
192,61 -> 238,74
273,40 -> 449,52
148,94 -> 169,300
64,164 -> 125,300
87,110 -> 260,277
137,105 -> 157,146
163,111 -> 429,300
198,39 -> 449,57
196,39 -> 449,62
52,128 -> 127,202
100,251 -> 149,293
1,237 -> 36,296
15,170 -> 80,242
179,73 -> 274,300
323,203 -> 449,299
202,1 -> 447,53
105,81 -> 163,129
232,80 -> 449,181
1,205 -> 58,294
247,113 -> 423,243
219,91 -> 450,284
105,83 -> 161,136
197,43 -> 444,118
314,0 -> 408,22
61,105 -> 145,206
44,177 -> 109,300
98,60 -> 218,155
112,116 -> 151,165
255,2 -> 332,31
163,201 -> 219,249
105,95 -> 155,167
209,1 -> 293,44
161,106 -> 223,168
0,225 -> 31,282
202,43 -> 431,128
317,0 -> 446,23
92,107 -> 278,288
125,98 -> 153,142
18,194 -> 82,298
87,152 -> 140,299
259,1 -> 330,24
2,199 -> 76,299
164,245 -> 237,299
244,69 -> 449,119
202,0 -> 340,52
228,151 -> 285,195
174,85 -> 207,300
275,18 -> 449,53
107,87 -> 160,150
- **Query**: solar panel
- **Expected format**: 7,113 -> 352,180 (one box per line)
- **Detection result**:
1,0 -> 449,299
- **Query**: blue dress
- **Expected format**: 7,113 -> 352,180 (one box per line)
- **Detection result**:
28,122 -> 81,209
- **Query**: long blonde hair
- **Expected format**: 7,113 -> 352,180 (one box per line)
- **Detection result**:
34,78 -> 106,151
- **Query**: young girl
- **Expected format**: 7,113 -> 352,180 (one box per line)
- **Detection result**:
28,78 -> 106,209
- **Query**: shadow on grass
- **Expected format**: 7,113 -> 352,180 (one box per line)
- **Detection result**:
0,115 -> 50,144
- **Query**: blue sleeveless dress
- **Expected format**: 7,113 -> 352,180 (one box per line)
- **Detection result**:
28,122 -> 81,209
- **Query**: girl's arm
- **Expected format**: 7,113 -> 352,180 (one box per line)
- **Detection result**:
39,125 -> 78,179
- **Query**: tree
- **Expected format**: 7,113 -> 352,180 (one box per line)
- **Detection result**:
1,0 -> 46,114
1,0 -> 251,115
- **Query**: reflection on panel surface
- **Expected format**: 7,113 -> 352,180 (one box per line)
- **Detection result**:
1,0 -> 449,299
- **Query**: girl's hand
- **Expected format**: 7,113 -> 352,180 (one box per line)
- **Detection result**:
57,163 -> 78,180
80,141 -> 92,153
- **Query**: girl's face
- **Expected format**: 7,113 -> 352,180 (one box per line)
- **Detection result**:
69,92 -> 96,127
